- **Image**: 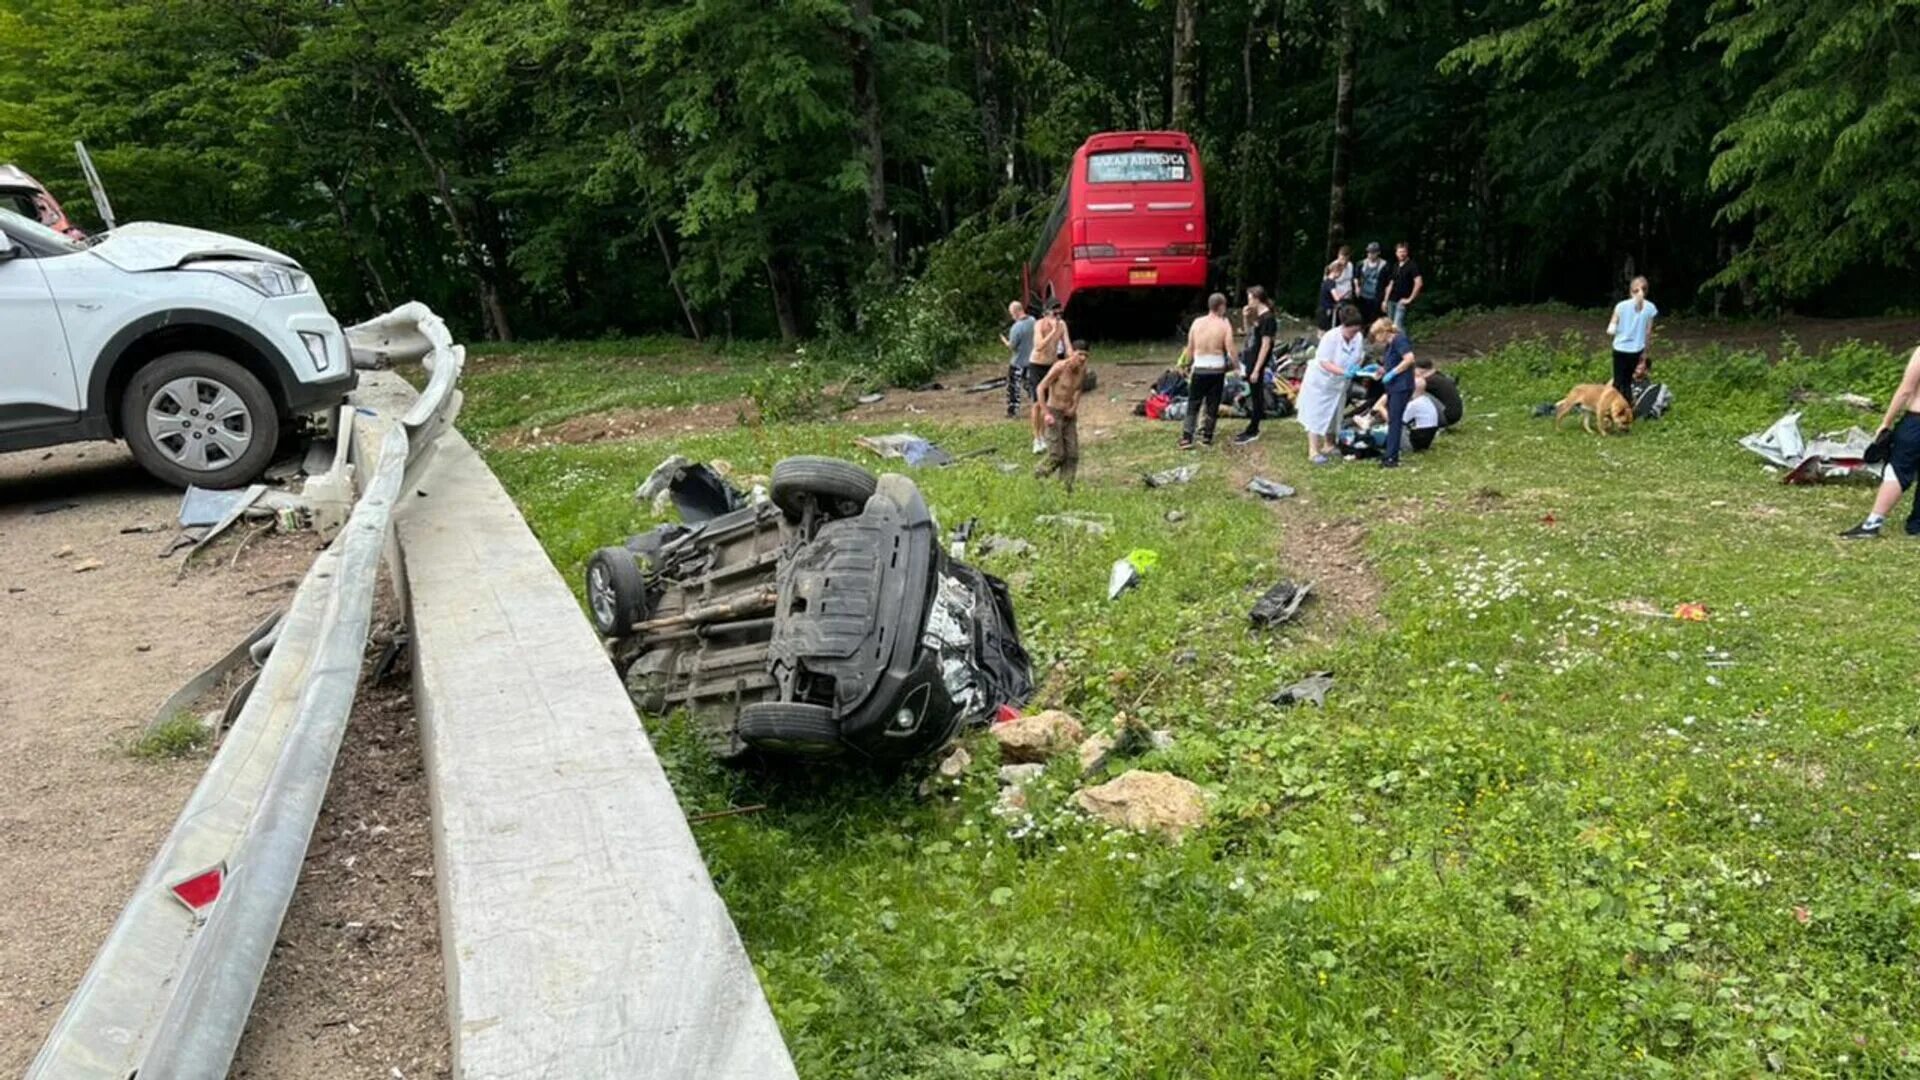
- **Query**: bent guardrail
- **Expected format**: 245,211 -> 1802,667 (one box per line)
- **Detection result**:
27,303 -> 461,1080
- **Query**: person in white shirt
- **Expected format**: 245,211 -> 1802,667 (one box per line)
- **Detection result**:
1297,303 -> 1366,464
1606,276 -> 1658,402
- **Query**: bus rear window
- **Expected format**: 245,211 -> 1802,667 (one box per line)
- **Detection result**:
1087,151 -> 1190,184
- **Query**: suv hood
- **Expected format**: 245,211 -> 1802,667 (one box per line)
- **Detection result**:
88,222 -> 299,273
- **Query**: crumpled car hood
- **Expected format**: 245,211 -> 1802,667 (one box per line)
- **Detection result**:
88,221 -> 299,273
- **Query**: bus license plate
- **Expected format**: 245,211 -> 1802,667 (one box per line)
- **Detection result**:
1129,268 -> 1159,284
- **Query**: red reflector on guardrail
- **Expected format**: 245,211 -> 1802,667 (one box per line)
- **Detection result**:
169,866 -> 224,912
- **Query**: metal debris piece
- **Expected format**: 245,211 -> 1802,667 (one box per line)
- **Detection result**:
855,432 -> 955,468
1249,580 -> 1314,627
857,392 -> 885,405
1246,477 -> 1296,500
175,484 -> 267,577
964,377 -> 1008,394
1036,512 -> 1112,536
142,608 -> 284,738
1144,463 -> 1200,488
178,485 -> 255,528
1270,671 -> 1335,708
976,536 -> 1035,559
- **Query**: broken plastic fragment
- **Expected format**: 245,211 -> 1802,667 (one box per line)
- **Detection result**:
1270,672 -> 1335,708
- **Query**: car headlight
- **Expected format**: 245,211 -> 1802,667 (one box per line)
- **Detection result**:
190,260 -> 312,297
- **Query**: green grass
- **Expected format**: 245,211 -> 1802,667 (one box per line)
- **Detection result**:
132,710 -> 212,760
468,325 -> 1920,1077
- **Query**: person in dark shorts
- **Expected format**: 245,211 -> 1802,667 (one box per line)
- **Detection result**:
1001,300 -> 1035,418
1234,286 -> 1278,445
1842,346 -> 1920,538
1413,357 -> 1463,426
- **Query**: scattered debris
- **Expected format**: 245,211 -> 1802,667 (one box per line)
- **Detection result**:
1246,477 -> 1296,500
1674,603 -> 1709,622
175,483 -> 268,577
633,454 -> 693,502
964,376 -> 1009,394
119,522 -> 167,535
31,501 -> 78,515
856,392 -> 886,405
991,709 -> 1085,763
1107,548 -> 1159,600
1037,512 -> 1112,536
1144,463 -> 1200,488
1073,770 -> 1210,840
1174,649 -> 1198,665
1739,412 -> 1881,483
976,536 -> 1035,559
1270,671 -> 1335,708
855,432 -> 955,468
1249,580 -> 1314,627
1165,510 -> 1187,524
142,608 -> 284,739
633,456 -> 752,522
179,484 -> 258,528
70,558 -> 103,574
54,545 -> 74,559
998,762 -> 1045,788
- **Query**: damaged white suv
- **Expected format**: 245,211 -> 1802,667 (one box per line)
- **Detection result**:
0,208 -> 355,487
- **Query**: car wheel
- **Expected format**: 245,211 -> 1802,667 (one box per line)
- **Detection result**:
585,546 -> 649,638
738,702 -> 843,757
770,456 -> 878,521
120,351 -> 279,489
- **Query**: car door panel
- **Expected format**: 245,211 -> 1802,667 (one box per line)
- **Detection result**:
0,253 -> 80,432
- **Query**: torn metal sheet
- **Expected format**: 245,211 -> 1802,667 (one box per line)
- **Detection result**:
175,485 -> 266,576
1271,672 -> 1335,708
1144,463 -> 1200,488
1738,411 -> 1882,483
142,609 -> 284,738
855,432 -> 955,468
1249,580 -> 1314,627
1246,477 -> 1297,500
178,486 -> 253,528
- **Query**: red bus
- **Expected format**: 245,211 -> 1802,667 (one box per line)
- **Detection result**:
1026,131 -> 1208,326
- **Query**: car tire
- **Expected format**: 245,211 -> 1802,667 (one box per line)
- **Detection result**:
121,351 -> 279,489
770,456 -> 878,521
738,702 -> 843,756
586,546 -> 649,638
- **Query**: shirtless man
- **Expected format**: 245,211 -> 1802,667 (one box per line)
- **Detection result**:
1179,293 -> 1236,449
1028,302 -> 1071,454
1035,340 -> 1090,492
1842,345 -> 1920,538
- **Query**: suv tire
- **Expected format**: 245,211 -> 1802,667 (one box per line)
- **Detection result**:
121,351 -> 279,489
770,456 -> 877,521
738,702 -> 843,756
586,546 -> 650,638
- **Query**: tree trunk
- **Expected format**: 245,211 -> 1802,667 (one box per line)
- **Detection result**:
653,219 -> 704,343
1241,12 -> 1256,128
1170,0 -> 1200,131
851,0 -> 895,282
370,66 -> 514,341
764,254 -> 802,343
972,17 -> 1003,183
1325,6 -> 1355,259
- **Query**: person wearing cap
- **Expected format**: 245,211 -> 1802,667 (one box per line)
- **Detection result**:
1356,242 -> 1390,326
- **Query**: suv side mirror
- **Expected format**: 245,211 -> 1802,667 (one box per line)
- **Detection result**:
0,232 -> 16,261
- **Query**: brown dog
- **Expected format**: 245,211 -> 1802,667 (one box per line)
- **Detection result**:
1554,383 -> 1633,434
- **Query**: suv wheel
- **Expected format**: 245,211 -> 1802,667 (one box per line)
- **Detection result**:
770,456 -> 878,521
738,702 -> 843,756
121,351 -> 279,488
585,546 -> 650,638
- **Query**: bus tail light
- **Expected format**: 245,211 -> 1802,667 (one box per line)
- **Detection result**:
1072,244 -> 1117,259
1163,243 -> 1205,256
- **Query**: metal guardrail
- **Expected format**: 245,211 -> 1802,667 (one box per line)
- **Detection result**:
27,304 -> 462,1080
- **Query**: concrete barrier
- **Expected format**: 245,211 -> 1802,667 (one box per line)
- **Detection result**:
367,370 -> 796,1078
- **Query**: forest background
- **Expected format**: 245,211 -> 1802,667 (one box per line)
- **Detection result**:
3,0 -> 1915,357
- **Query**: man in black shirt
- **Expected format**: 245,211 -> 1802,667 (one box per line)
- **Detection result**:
1234,286 -> 1279,444
1413,357 -> 1462,426
1381,241 -> 1424,330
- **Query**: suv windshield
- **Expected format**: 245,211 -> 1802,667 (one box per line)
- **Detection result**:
0,206 -> 85,253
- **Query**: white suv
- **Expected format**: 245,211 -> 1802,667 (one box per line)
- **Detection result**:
0,207 -> 355,488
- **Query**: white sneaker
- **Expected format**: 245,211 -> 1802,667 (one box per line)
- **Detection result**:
1032,437 -> 1046,455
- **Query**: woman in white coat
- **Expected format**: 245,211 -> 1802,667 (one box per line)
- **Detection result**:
1296,302 -> 1367,464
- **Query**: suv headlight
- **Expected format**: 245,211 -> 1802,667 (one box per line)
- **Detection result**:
189,260 -> 312,297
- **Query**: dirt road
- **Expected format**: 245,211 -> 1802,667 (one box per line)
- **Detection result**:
0,442 -> 444,1078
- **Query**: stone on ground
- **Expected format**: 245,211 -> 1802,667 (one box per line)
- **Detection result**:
991,710 -> 1084,763
1073,770 -> 1210,840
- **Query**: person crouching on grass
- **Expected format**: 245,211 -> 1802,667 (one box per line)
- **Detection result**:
1368,318 -> 1418,468
1842,345 -> 1920,539
1034,341 -> 1090,493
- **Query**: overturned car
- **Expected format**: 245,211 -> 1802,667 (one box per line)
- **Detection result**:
585,456 -> 1032,761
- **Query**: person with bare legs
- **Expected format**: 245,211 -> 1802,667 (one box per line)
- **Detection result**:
1842,346 -> 1920,539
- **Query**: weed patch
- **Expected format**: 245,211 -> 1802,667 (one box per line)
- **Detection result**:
132,711 -> 212,761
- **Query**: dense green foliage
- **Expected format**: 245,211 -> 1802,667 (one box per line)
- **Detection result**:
470,326 -> 1920,1076
4,0 -> 1915,341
